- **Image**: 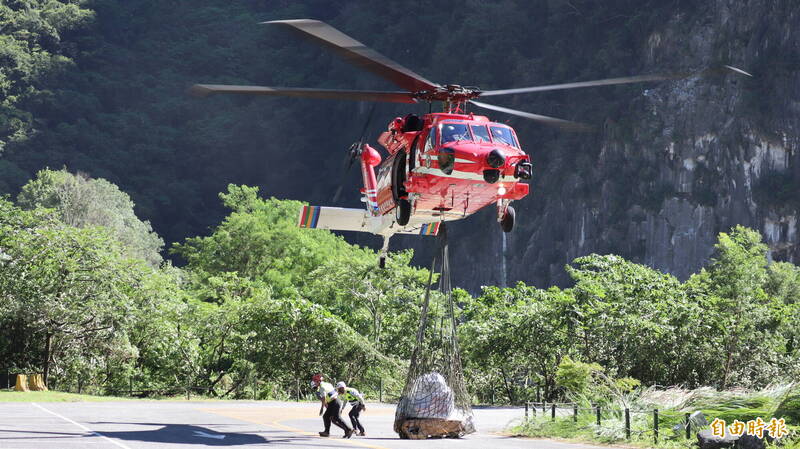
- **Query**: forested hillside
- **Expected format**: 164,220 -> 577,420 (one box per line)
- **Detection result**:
2,1 -> 797,289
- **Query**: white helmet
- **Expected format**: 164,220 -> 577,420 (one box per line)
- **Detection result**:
335,381 -> 347,389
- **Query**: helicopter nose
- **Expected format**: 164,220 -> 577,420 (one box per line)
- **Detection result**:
486,149 -> 506,168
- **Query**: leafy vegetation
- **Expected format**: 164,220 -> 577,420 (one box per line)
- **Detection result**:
2,171 -> 799,410
18,168 -> 163,265
461,227 -> 800,406
511,384 -> 800,448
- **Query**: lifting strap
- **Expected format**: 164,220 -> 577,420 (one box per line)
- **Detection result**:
394,222 -> 476,437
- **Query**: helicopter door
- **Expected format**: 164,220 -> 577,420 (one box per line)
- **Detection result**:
393,134 -> 422,202
375,153 -> 396,214
391,150 -> 407,202
407,134 -> 421,173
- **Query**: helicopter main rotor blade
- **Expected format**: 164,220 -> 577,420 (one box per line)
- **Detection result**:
480,65 -> 752,97
190,84 -> 418,103
264,19 -> 440,93
470,100 -> 594,132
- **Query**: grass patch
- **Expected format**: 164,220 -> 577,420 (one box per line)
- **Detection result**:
510,411 -> 696,449
509,384 -> 800,449
0,390 -> 132,402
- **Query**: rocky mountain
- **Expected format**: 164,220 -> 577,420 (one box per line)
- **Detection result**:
449,0 -> 800,290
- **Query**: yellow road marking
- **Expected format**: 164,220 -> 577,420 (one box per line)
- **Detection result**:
202,406 -> 391,449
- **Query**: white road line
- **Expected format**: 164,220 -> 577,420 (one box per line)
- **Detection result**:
31,403 -> 132,449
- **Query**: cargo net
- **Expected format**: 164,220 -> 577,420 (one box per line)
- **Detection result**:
394,224 -> 476,439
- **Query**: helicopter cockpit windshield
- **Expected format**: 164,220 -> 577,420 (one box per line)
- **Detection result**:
489,125 -> 519,148
440,123 -> 472,143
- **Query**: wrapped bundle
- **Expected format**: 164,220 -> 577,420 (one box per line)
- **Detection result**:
403,373 -> 455,419
394,372 -> 475,438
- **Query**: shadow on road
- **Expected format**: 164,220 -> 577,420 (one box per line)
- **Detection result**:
90,422 -> 268,446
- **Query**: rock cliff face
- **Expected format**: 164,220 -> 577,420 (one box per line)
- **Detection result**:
450,0 -> 800,290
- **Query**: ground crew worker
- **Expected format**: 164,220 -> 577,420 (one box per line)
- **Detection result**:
336,381 -> 366,436
311,374 -> 353,438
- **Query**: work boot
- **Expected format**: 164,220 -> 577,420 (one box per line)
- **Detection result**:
318,431 -> 330,437
344,429 -> 354,439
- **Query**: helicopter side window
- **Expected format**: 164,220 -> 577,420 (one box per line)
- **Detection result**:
471,125 -> 491,143
489,126 -> 519,148
441,123 -> 472,143
425,129 -> 436,151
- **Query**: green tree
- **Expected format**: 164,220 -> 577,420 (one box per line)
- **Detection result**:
302,250 -> 431,359
687,226 -> 795,388
460,283 -> 571,403
172,185 -> 368,295
566,254 -> 705,386
0,197 -> 140,386
17,168 -> 164,266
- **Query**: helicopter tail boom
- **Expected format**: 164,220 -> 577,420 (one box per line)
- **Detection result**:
298,205 -> 440,236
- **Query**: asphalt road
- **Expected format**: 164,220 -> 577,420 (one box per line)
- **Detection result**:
0,400 -> 609,448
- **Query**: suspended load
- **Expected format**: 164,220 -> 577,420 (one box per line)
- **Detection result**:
394,225 -> 476,439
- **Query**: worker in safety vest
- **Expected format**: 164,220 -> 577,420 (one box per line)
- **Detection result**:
311,374 -> 353,438
336,381 -> 366,436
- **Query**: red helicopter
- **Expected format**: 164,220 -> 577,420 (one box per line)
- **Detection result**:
192,19 -> 749,267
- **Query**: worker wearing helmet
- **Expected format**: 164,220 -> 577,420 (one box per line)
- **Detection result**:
336,381 -> 366,436
311,374 -> 353,438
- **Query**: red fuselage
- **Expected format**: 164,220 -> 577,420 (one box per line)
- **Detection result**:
370,112 -> 531,224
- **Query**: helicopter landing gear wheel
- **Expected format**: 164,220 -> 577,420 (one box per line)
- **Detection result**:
500,205 -> 515,233
395,199 -> 411,226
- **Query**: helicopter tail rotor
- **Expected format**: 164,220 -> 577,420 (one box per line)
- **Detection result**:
332,103 -> 377,203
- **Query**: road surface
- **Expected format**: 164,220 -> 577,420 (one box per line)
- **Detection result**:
0,400 -> 609,448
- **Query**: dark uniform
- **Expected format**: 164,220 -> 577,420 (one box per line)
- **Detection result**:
316,382 -> 352,437
340,387 -> 366,435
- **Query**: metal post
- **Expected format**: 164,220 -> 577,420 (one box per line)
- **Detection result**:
525,402 -> 529,419
186,387 -> 190,401
654,409 -> 659,443
551,403 -> 556,421
129,376 -> 133,397
252,376 -> 257,401
542,402 -> 546,415
625,408 -> 631,439
685,412 -> 691,439
595,404 -> 601,426
573,404 -> 578,422
379,378 -> 383,403
536,386 -> 541,403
